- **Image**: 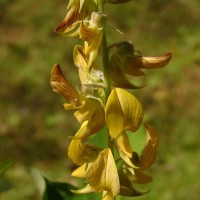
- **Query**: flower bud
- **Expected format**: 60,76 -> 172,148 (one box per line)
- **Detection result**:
90,12 -> 107,28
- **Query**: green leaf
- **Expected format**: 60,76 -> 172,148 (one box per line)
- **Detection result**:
0,160 -> 13,193
42,177 -> 100,200
0,160 -> 13,176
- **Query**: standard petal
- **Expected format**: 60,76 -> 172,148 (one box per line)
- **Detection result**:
139,125 -> 159,170
125,52 -> 172,71
86,148 -> 120,196
105,88 -> 144,138
50,64 -> 82,108
54,0 -> 80,34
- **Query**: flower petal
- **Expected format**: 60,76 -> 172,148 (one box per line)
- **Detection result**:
124,167 -> 152,184
109,55 -> 144,89
73,45 -> 90,85
50,64 -> 82,108
114,132 -> 138,168
139,125 -> 159,170
68,139 -> 101,165
54,0 -> 80,35
71,163 -> 88,178
106,88 -> 143,138
80,22 -> 103,70
86,148 -> 120,196
125,52 -> 172,71
119,167 -> 148,196
71,184 -> 95,194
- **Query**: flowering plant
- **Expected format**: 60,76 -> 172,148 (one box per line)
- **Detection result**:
50,0 -> 172,199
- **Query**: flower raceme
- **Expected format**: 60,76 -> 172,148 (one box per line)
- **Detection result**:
51,1 -> 172,199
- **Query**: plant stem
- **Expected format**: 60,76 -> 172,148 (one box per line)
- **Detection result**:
98,0 -> 112,148
101,31 -> 111,99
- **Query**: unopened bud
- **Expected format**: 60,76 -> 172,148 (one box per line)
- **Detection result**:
90,12 -> 107,28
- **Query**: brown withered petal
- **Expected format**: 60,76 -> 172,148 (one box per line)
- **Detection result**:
139,125 -> 159,171
125,52 -> 172,73
86,148 -> 120,197
50,64 -> 82,108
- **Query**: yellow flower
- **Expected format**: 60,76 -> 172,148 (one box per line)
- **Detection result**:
118,125 -> 159,196
68,139 -> 102,178
55,0 -> 98,37
79,12 -> 106,70
108,41 -> 172,88
105,88 -> 144,138
50,64 -> 82,109
72,148 -> 120,200
50,64 -> 105,139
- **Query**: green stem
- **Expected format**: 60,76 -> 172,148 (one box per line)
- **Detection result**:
101,31 -> 111,99
98,0 -> 113,148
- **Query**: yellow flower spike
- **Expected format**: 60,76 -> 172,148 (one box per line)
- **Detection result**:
86,148 -> 120,199
105,88 -> 144,138
50,64 -> 82,108
109,55 -> 144,89
68,139 -> 101,165
114,132 -> 138,168
139,125 -> 159,171
125,52 -> 172,74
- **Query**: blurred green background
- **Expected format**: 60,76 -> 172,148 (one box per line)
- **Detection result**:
0,0 -> 200,199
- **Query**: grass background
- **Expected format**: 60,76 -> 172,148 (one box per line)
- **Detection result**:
0,0 -> 200,199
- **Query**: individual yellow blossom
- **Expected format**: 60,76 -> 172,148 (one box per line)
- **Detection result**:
55,0 -> 98,37
72,148 -> 120,200
108,41 -> 172,88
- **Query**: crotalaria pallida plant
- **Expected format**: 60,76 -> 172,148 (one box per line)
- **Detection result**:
50,0 -> 172,199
